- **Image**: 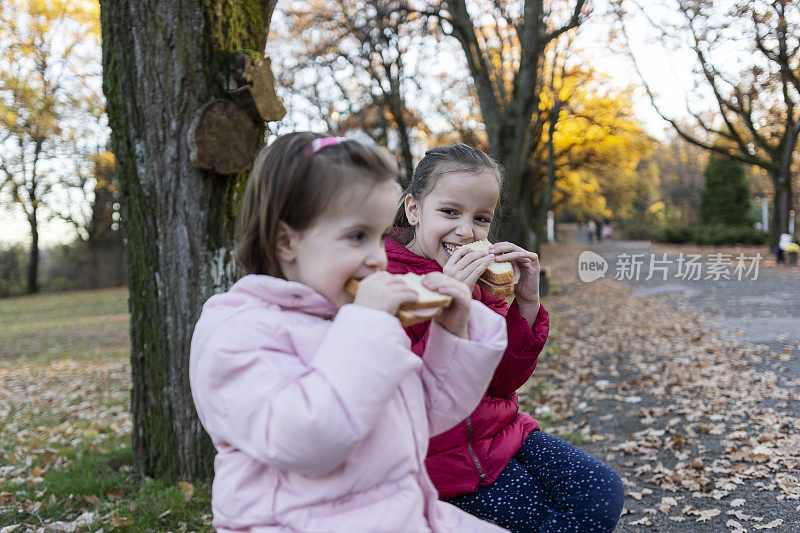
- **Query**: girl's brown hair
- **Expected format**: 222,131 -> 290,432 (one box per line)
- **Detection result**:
236,132 -> 399,277
392,144 -> 503,244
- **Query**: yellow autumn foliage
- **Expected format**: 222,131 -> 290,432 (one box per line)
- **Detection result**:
542,60 -> 657,222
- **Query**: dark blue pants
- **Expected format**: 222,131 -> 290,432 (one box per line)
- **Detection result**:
447,432 -> 624,532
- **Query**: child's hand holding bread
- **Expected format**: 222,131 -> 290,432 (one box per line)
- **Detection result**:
420,272 -> 472,339
352,272 -> 420,316
488,241 -> 541,321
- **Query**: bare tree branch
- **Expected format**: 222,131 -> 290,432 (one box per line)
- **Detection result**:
543,0 -> 588,44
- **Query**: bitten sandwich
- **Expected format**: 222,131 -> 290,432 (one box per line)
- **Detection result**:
345,272 -> 452,327
459,239 -> 515,297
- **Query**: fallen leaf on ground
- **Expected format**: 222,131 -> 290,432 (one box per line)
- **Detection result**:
107,487 -> 125,500
178,480 -> 194,501
753,519 -> 784,530
726,519 -> 747,532
110,516 -> 132,528
727,510 -> 762,521
695,508 -> 721,522
628,488 -> 653,501
20,499 -> 40,513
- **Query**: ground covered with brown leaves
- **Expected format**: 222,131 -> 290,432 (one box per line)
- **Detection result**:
0,288 -> 212,532
527,243 -> 800,531
2,255 -> 798,531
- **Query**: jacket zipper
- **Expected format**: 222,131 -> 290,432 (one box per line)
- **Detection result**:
465,417 -> 486,480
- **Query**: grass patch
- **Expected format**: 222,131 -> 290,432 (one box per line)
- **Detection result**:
552,432 -> 591,446
518,382 -> 591,445
44,442 -> 132,501
0,288 -> 212,531
0,438 -> 212,532
0,287 -> 129,363
545,343 -> 562,356
122,479 -> 212,532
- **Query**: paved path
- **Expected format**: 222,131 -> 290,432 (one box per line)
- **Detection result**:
565,226 -> 800,378
537,226 -> 800,531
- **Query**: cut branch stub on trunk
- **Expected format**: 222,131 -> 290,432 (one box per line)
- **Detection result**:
187,99 -> 258,175
229,54 -> 286,123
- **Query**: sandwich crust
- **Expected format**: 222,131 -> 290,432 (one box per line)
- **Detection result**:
397,308 -> 444,328
476,277 -> 514,297
459,240 -> 515,286
344,273 -> 452,327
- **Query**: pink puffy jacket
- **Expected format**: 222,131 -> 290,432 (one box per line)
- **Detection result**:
189,274 -> 510,532
385,236 -> 550,499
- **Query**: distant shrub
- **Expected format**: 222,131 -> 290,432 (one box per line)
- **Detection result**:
655,226 -> 693,244
657,224 -> 769,245
616,223 -> 656,241
694,224 -> 769,245
0,244 -> 26,297
700,153 -> 753,226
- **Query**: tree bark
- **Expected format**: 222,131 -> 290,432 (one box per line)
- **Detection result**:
390,95 -> 415,185
27,207 -> 38,294
444,0 -> 586,251
100,0 -> 274,482
772,171 -> 792,238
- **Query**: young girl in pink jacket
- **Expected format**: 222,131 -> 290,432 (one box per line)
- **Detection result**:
189,132 -> 513,532
387,144 -> 625,532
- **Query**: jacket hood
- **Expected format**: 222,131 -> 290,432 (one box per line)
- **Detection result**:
385,234 -> 442,274
230,274 -> 339,319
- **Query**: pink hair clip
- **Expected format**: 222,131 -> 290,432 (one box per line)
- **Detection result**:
304,136 -> 347,157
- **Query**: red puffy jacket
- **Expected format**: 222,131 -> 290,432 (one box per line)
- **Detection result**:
385,236 -> 549,499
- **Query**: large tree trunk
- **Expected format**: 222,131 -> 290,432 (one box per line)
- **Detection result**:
772,170 -> 792,244
392,107 -> 415,186
494,120 -> 538,251
27,208 -> 38,294
100,1 -> 275,482
497,201 -> 535,251
87,236 -> 100,290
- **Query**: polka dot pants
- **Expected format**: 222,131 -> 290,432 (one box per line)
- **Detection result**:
447,432 -> 624,532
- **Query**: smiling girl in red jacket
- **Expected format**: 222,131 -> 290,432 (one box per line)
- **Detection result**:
386,144 -> 624,532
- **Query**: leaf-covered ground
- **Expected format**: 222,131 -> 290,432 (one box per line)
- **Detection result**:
529,242 -> 800,531
2,246 -> 798,531
0,288 -> 212,532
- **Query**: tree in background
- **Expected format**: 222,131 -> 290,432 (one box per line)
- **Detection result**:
275,2 -> 661,247
700,153 -> 752,227
274,0 -> 430,182
616,0 -> 800,246
412,0 -> 590,248
101,0 -> 281,481
650,132 -> 707,227
0,0 -> 102,293
273,1 -> 655,245
0,244 -> 26,297
80,150 -> 123,288
546,63 -> 654,224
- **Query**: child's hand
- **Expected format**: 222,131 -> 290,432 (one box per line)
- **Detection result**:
442,246 -> 494,288
354,272 -> 419,315
489,242 -> 541,322
421,272 -> 472,339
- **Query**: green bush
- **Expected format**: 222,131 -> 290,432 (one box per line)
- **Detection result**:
655,225 -> 693,244
693,224 -> 769,245
657,224 -> 769,245
616,223 -> 657,241
700,153 -> 753,226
